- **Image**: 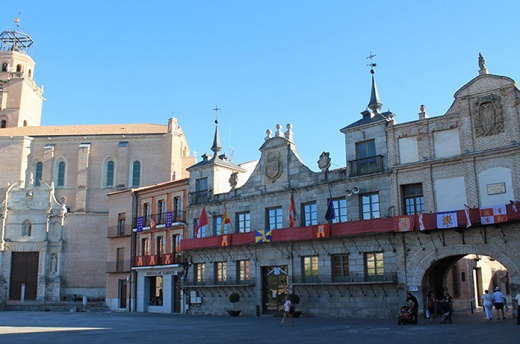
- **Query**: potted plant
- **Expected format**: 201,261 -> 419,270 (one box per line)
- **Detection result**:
288,293 -> 302,318
227,292 -> 241,316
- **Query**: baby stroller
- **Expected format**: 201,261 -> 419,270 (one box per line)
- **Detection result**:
397,302 -> 417,325
439,309 -> 452,324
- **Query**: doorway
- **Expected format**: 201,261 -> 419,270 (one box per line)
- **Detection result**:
118,279 -> 127,309
10,252 -> 39,300
261,265 -> 288,314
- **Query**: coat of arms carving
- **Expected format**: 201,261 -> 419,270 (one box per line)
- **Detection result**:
265,151 -> 283,181
473,94 -> 504,137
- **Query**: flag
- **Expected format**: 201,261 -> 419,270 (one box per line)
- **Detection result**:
289,193 -> 297,227
136,216 -> 144,232
313,224 -> 330,238
219,206 -> 231,235
464,204 -> 472,228
150,216 -> 156,230
255,229 -> 272,243
418,214 -> 425,231
219,234 -> 231,247
195,207 -> 209,238
480,204 -> 508,225
436,211 -> 458,229
325,195 -> 336,223
510,200 -> 518,213
165,211 -> 173,228
394,215 -> 415,232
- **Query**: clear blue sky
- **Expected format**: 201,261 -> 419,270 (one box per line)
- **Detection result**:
2,1 -> 519,170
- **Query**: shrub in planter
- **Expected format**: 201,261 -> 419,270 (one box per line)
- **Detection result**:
228,292 -> 241,316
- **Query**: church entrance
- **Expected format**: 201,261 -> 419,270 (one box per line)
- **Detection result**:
261,265 -> 288,315
9,252 -> 39,300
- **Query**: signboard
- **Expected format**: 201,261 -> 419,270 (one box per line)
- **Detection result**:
487,182 -> 506,195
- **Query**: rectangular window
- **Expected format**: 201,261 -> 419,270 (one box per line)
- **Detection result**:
302,256 -> 319,282
332,254 -> 350,282
117,213 -> 126,236
116,247 -> 125,272
195,178 -> 208,204
237,212 -> 251,233
148,276 -> 163,306
143,203 -> 150,226
302,202 -> 317,226
354,139 -> 380,175
156,236 -> 164,257
195,263 -> 206,284
172,234 -> 182,256
237,260 -> 250,283
402,183 -> 425,215
141,238 -> 149,256
213,216 -> 223,236
158,199 -> 166,224
215,262 -> 227,284
173,196 -> 182,221
267,207 -> 283,230
365,252 -> 384,281
331,198 -> 347,223
361,193 -> 380,220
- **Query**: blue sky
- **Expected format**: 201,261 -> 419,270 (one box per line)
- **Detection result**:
2,1 -> 519,170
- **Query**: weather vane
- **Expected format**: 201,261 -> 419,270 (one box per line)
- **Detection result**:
213,105 -> 221,124
366,52 -> 377,74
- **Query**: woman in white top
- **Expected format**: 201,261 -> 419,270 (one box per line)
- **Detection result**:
482,290 -> 494,320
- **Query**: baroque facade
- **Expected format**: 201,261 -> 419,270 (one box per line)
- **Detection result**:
0,26 -> 194,304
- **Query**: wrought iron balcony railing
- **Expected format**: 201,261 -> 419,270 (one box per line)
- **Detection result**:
348,155 -> 385,176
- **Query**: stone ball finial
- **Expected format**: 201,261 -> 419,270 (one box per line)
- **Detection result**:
275,124 -> 283,137
284,123 -> 294,141
420,104 -> 426,113
265,129 -> 273,141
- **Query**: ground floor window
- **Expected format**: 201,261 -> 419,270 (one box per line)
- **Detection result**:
302,256 -> 319,282
365,252 -> 384,281
148,276 -> 163,305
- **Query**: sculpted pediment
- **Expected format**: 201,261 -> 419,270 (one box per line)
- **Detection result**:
454,74 -> 516,99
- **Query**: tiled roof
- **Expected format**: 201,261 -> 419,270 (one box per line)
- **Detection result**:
0,123 -> 168,137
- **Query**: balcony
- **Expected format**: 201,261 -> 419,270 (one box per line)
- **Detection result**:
134,253 -> 186,267
107,224 -> 133,238
134,210 -> 186,229
106,260 -> 132,273
184,278 -> 256,287
292,271 -> 397,285
191,190 -> 209,205
348,155 -> 384,176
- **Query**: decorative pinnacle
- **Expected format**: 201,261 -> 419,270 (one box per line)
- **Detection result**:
366,52 -> 382,112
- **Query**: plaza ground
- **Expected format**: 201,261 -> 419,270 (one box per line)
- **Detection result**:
0,310 -> 518,344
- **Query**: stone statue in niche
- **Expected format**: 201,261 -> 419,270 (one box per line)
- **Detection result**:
473,94 -> 504,137
51,253 -> 58,275
265,151 -> 283,181
22,220 -> 31,236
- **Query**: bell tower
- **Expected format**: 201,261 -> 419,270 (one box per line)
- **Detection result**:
0,19 -> 44,128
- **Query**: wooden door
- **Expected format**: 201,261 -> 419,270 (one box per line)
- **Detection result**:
10,252 -> 39,300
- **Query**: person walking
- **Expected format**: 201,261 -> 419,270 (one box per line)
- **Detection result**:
279,296 -> 295,327
514,290 -> 520,325
492,287 -> 506,320
405,292 -> 419,324
426,291 -> 436,323
482,290 -> 494,320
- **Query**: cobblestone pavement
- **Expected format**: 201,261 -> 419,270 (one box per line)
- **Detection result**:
0,310 -> 518,344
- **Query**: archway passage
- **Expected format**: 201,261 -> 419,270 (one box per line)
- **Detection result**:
421,254 -> 510,313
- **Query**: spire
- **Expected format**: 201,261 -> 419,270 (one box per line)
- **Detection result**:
211,106 -> 222,156
366,52 -> 382,113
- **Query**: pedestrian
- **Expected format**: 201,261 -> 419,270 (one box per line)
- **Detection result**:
405,292 -> 419,324
279,295 -> 294,327
492,287 -> 506,320
426,291 -> 436,323
437,291 -> 453,323
481,290 -> 493,320
514,289 -> 520,325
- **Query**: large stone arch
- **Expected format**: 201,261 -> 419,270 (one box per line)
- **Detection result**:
404,225 -> 520,291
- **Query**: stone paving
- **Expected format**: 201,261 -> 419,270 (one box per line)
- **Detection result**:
0,310 -> 518,344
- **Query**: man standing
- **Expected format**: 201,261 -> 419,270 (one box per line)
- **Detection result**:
493,287 -> 506,320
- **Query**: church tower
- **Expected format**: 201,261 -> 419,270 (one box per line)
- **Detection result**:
0,19 -> 44,128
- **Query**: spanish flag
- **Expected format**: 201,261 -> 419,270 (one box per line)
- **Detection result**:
220,206 -> 232,235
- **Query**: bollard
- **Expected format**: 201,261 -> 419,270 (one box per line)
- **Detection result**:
470,300 -> 474,314
256,304 -> 260,317
83,296 -> 87,307
21,283 -> 26,303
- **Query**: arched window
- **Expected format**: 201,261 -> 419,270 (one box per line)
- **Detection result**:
35,162 -> 43,186
16,64 -> 23,73
23,120 -> 28,126
131,161 -> 141,187
1,120 -> 6,128
106,160 -> 115,187
22,219 -> 32,236
1,62 -> 7,72
57,161 -> 66,187
28,69 -> 32,78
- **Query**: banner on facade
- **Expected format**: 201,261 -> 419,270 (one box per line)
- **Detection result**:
480,204 -> 508,225
137,216 -> 144,232
255,229 -> 272,243
219,234 -> 232,246
436,211 -> 458,229
313,224 -> 330,238
394,215 -> 415,232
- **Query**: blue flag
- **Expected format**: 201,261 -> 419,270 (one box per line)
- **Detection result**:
325,196 -> 336,222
